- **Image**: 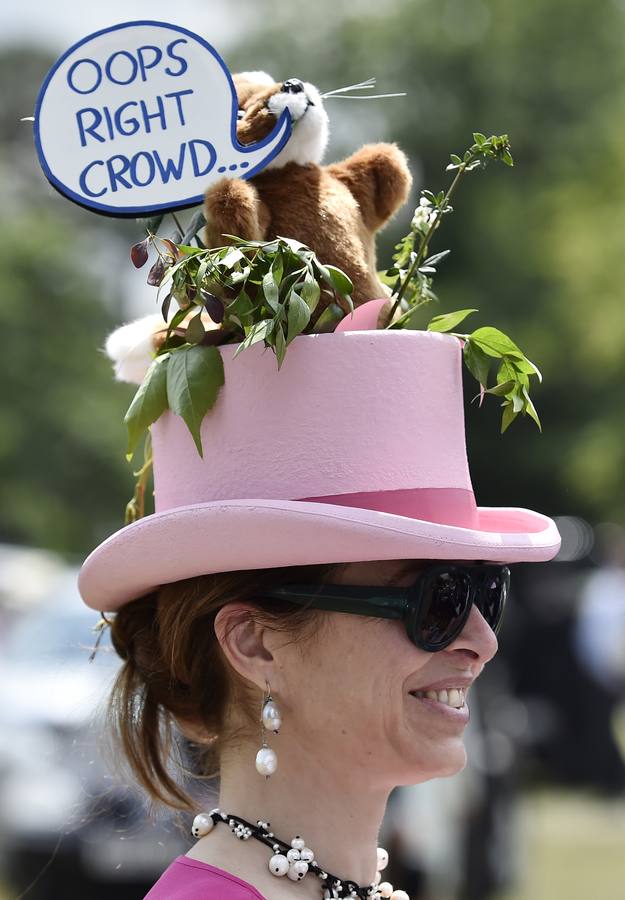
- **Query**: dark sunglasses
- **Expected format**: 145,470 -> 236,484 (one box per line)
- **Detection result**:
256,562 -> 510,652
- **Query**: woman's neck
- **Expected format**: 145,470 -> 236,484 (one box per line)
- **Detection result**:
215,735 -> 390,889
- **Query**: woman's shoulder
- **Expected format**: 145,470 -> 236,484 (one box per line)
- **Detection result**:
143,855 -> 267,899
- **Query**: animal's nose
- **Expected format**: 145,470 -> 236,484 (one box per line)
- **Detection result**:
282,78 -> 305,94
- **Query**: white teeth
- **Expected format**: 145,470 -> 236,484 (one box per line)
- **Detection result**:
447,689 -> 461,707
412,688 -> 466,708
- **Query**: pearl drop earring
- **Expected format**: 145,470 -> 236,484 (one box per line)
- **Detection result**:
255,681 -> 281,777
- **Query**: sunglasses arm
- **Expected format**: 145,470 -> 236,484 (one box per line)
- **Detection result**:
255,584 -> 408,621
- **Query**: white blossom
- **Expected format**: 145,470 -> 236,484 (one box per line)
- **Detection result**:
410,197 -> 437,234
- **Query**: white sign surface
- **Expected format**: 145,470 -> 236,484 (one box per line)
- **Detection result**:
34,20 -> 292,216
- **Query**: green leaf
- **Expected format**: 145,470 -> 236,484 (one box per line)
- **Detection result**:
271,250 -> 284,286
318,263 -> 353,297
427,308 -> 478,333
423,249 -> 451,267
218,247 -> 244,268
124,355 -> 169,460
511,389 -> 525,413
166,345 -> 225,457
510,354 -> 543,383
463,340 -> 491,387
163,306 -> 190,344
195,255 -> 211,288
311,303 -> 345,332
469,326 -> 525,359
185,311 -> 206,344
286,291 -> 311,343
232,319 -> 272,358
482,379 -> 516,397
262,270 -> 280,312
177,243 -> 204,256
276,235 -> 309,253
496,357 -> 518,385
274,323 -> 286,368
501,401 -> 517,433
521,385 -> 542,431
300,272 -> 321,311
273,304 -> 287,323
225,289 -> 255,321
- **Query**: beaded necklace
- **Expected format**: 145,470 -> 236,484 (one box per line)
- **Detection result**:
191,808 -> 409,900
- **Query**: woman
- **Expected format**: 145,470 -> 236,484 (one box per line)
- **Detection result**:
79,323 -> 561,898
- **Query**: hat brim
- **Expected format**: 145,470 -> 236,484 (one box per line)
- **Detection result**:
78,499 -> 561,611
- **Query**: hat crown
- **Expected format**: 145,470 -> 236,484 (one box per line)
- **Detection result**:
151,329 -> 474,514
80,325 -> 561,612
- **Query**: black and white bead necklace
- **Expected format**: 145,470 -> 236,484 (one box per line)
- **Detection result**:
191,809 -> 409,900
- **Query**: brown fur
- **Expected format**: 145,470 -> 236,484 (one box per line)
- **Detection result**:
204,74 -> 413,310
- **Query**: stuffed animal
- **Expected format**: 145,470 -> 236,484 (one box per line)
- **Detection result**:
205,70 -> 413,310
107,70 -> 413,383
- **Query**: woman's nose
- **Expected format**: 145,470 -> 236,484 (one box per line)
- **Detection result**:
282,78 -> 305,94
446,602 -> 499,664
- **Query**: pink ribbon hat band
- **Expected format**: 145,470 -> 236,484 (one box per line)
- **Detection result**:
78,316 -> 561,612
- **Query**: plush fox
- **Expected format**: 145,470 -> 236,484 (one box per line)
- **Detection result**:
106,70 -> 412,383
205,71 -> 412,307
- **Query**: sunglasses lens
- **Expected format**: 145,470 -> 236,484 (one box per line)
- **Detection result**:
416,571 -> 472,649
476,568 -> 509,633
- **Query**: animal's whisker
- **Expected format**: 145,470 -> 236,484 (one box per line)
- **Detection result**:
325,93 -> 407,100
320,77 -> 377,98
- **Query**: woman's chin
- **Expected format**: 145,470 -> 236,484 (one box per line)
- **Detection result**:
396,741 -> 468,785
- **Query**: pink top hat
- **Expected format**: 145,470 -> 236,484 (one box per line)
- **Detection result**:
78,300 -> 561,611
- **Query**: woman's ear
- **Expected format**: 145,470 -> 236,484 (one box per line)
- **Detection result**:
213,602 -> 274,690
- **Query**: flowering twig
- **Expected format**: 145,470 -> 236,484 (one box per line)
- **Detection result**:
384,134 -> 513,328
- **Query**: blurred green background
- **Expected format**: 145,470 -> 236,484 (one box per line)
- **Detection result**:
1,1 -> 624,898
3,0 -> 625,556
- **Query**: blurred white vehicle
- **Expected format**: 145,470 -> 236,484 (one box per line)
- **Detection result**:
0,565 -> 187,900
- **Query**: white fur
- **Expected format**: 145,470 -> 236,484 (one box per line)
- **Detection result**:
104,314 -> 164,384
266,82 -> 329,168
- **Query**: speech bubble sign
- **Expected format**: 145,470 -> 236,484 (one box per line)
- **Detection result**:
34,20 -> 292,217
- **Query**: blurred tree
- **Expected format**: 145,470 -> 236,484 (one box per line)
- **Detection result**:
229,0 -> 625,522
0,211 -> 134,555
0,46 -> 146,557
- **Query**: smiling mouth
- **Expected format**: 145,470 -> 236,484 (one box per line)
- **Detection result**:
409,688 -> 466,709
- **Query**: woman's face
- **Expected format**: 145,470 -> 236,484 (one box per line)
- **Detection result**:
267,558 -> 500,789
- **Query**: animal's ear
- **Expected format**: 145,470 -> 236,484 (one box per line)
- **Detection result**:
233,71 -> 276,88
232,71 -> 280,112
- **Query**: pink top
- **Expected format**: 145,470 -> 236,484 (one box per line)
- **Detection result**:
143,855 -> 267,899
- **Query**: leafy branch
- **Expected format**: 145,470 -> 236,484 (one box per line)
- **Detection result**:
426,309 -> 542,433
382,133 -> 514,329
378,133 -> 541,433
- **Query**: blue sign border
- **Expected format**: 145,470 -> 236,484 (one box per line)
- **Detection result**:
34,20 -> 292,218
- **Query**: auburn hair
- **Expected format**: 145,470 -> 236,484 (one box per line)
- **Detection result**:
107,562 -> 346,810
